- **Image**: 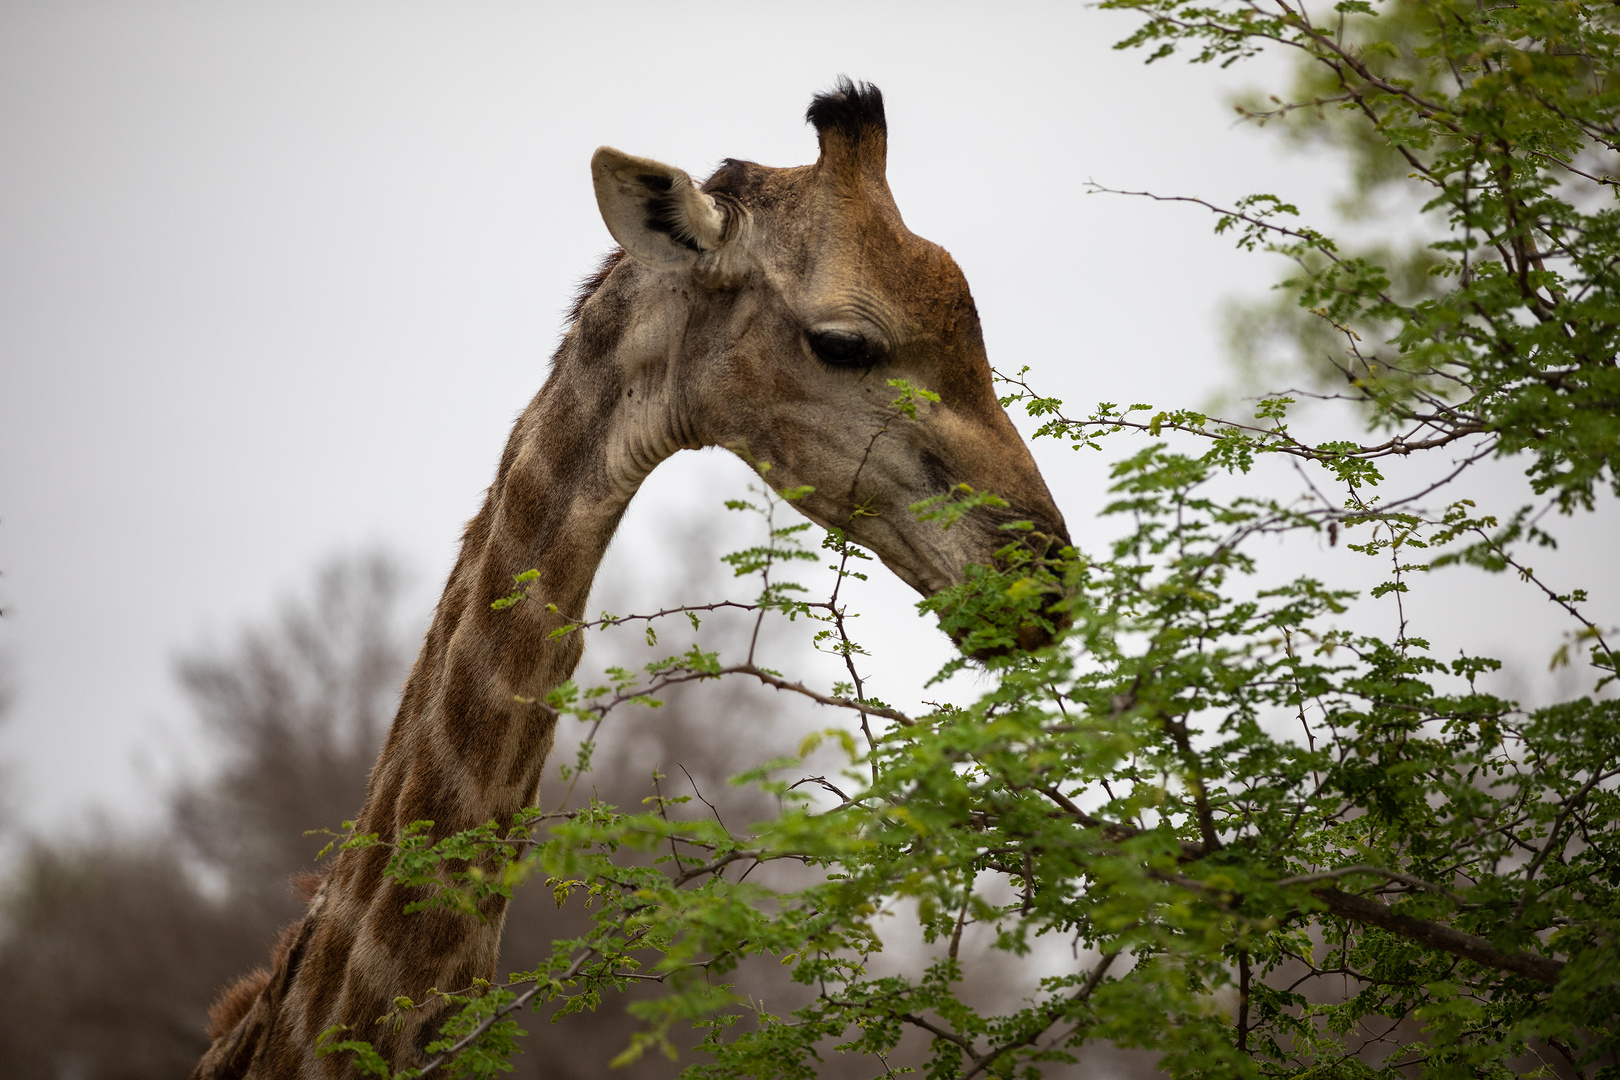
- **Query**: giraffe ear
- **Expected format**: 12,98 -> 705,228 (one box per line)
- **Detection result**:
592,147 -> 728,269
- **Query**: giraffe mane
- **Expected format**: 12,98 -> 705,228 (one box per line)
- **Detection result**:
567,247 -> 627,323
206,968 -> 271,1041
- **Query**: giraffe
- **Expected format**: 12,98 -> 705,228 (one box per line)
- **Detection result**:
193,79 -> 1070,1079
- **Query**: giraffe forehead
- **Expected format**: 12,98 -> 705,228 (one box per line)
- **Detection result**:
804,259 -> 977,351
706,160 -> 976,334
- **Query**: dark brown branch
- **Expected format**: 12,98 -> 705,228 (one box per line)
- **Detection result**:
1312,888 -> 1564,984
899,1012 -> 978,1053
1036,788 -> 1565,985
1237,950 -> 1251,1053
1039,785 -> 1207,859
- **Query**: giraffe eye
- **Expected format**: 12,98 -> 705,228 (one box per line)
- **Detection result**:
807,328 -> 881,368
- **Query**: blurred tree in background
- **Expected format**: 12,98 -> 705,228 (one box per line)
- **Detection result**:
171,554 -> 413,931
0,553 -> 413,1077
0,552 -> 668,1077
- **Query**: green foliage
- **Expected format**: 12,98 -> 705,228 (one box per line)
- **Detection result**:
888,378 -> 942,420
321,4 -> 1619,1079
319,1026 -> 402,1078
1106,0 -> 1620,511
491,569 -> 541,612
911,483 -> 1013,532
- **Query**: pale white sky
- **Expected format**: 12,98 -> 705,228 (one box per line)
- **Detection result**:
1,0 -> 1612,836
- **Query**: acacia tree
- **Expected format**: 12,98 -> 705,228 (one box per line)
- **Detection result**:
323,2 -> 1619,1077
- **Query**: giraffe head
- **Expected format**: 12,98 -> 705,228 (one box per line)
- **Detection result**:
585,80 -> 1069,637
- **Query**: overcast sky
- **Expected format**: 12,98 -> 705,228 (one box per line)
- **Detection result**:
2,1 -> 1613,837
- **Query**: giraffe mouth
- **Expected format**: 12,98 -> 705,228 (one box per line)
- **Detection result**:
928,526 -> 1073,659
944,588 -> 1070,659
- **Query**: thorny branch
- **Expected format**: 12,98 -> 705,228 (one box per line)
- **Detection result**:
519,660 -> 914,729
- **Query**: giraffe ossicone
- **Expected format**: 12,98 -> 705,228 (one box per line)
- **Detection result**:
193,78 -> 1069,1079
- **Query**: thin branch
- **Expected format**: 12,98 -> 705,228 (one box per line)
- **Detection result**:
532,661 -> 915,729
1272,864 -> 1464,902
960,949 -> 1121,1080
678,763 -> 732,841
571,599 -> 823,633
899,1012 -> 978,1054
415,946 -> 597,1077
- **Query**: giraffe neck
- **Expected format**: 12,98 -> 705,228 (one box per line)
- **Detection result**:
194,262 -> 702,1077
